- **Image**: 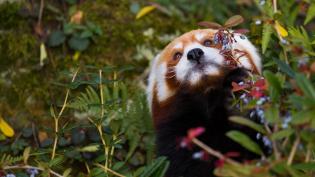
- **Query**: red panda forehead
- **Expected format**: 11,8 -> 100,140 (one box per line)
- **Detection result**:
158,29 -> 218,65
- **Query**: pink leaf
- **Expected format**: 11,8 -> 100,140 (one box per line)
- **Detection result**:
188,127 -> 205,140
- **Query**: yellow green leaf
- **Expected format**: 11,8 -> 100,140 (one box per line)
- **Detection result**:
40,43 -> 47,66
274,21 -> 288,37
0,117 -> 15,137
136,5 -> 156,19
23,147 -> 31,164
73,51 -> 81,61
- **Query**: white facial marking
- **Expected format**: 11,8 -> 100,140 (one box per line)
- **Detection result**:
189,72 -> 202,85
147,54 -> 160,110
156,62 -> 175,102
175,42 -> 224,85
195,33 -> 206,41
173,42 -> 183,49
204,66 -> 220,75
233,34 -> 262,74
147,54 -> 175,110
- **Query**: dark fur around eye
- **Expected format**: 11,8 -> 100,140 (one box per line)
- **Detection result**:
203,40 -> 212,47
173,52 -> 183,60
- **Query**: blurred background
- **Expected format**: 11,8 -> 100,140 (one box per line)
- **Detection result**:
0,0 -> 315,177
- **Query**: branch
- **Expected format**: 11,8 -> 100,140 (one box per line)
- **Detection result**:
95,163 -> 126,177
192,138 -> 240,166
287,135 -> 300,165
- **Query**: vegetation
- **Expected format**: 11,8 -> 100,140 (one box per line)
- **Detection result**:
0,0 -> 315,176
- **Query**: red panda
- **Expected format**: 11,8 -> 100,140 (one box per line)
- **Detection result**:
147,29 -> 266,177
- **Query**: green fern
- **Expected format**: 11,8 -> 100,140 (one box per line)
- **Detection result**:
0,154 -> 23,167
68,86 -> 101,117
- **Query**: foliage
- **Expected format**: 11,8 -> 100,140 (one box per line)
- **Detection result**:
0,0 -> 315,176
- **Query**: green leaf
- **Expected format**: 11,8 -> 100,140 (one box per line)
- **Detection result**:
80,30 -> 93,38
50,106 -> 56,118
63,168 -> 72,177
68,36 -> 90,51
262,23 -> 273,54
63,23 -> 75,34
78,144 -> 99,152
293,162 -> 315,172
229,116 -> 266,134
126,134 -> 140,160
140,157 -> 169,177
49,156 -> 65,168
265,106 -> 280,123
272,58 -> 295,78
65,0 -> 77,5
226,130 -> 263,155
23,147 -> 31,164
21,128 -> 32,138
291,110 -> 315,125
295,73 -> 315,99
40,43 -> 47,66
304,3 -> 315,25
264,71 -> 282,102
47,30 -> 66,47
271,129 -> 294,140
286,165 -> 308,177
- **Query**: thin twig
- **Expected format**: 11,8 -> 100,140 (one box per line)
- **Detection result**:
287,135 -> 300,165
272,124 -> 281,160
95,163 -> 126,177
99,69 -> 105,120
37,0 -> 44,26
32,123 -> 39,147
4,165 -> 63,177
272,0 -> 277,13
305,147 -> 311,163
264,122 -> 280,159
192,138 -> 240,166
98,69 -> 109,171
51,68 -> 79,160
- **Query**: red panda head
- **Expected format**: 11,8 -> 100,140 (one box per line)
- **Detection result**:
147,29 -> 262,112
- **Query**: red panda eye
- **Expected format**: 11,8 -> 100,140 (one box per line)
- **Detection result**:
203,40 -> 212,47
173,52 -> 182,60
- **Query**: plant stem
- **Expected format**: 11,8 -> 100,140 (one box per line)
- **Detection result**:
4,165 -> 63,177
97,125 -> 109,173
192,138 -> 239,166
98,69 -> 109,171
272,0 -> 277,12
287,135 -> 300,165
38,0 -> 44,26
51,68 -> 79,160
51,117 -> 59,160
305,147 -> 311,163
99,69 -> 105,120
95,163 -> 126,177
272,124 -> 281,160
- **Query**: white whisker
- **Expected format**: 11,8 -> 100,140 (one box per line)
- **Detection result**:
165,75 -> 176,79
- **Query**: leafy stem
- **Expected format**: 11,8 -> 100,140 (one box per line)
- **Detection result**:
51,68 -> 79,160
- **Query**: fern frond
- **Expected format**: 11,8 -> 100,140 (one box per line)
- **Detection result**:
0,154 -> 23,167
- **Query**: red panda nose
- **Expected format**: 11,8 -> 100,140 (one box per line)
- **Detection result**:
187,48 -> 204,64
